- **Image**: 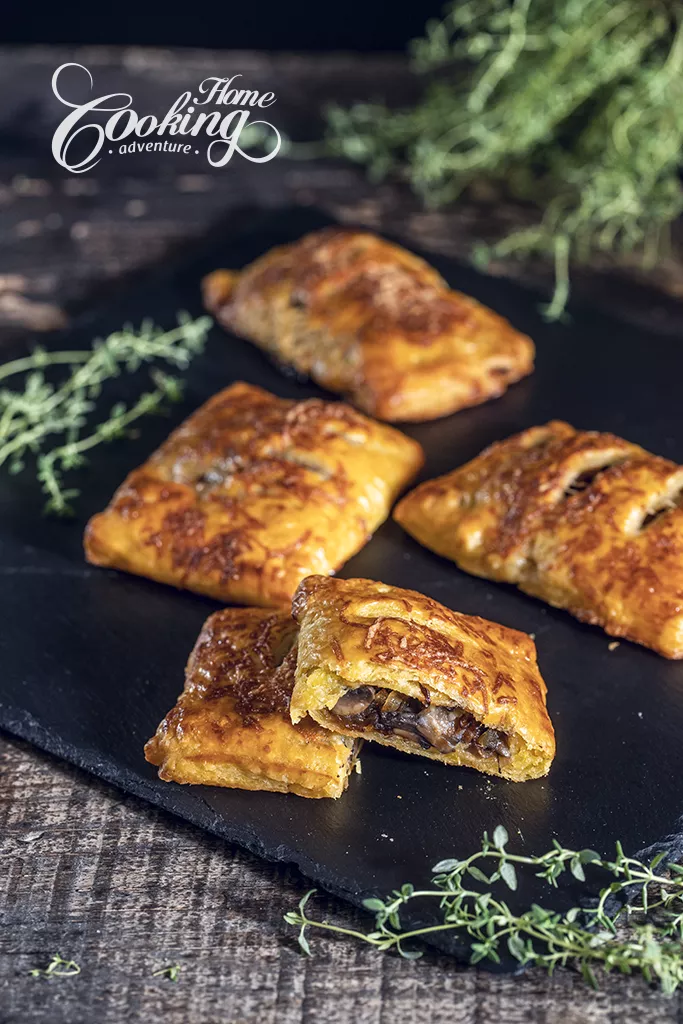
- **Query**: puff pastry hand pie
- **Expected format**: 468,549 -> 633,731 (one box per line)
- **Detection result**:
203,228 -> 534,423
289,576 -> 555,781
394,421 -> 683,658
85,381 -> 423,607
145,607 -> 360,799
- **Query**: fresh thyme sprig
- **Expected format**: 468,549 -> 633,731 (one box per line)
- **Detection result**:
28,954 -> 81,979
285,826 -> 683,994
324,0 -> 683,318
0,313 -> 211,514
151,964 -> 182,982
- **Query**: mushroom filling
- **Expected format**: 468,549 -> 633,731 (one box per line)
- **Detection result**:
330,686 -> 510,758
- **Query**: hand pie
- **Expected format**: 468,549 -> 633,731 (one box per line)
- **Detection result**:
202,227 -> 534,423
145,607 -> 360,799
85,381 -> 423,607
394,421 -> 683,658
289,576 -> 555,781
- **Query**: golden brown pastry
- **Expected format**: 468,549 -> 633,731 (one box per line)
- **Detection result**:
394,421 -> 683,658
289,576 -> 555,781
145,607 -> 360,799
85,381 -> 423,607
203,227 -> 534,422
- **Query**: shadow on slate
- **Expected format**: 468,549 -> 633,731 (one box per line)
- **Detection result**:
1,204 -> 683,969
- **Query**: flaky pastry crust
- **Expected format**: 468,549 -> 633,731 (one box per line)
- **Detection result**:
145,607 -> 359,799
85,381 -> 423,607
202,228 -> 534,422
289,576 -> 555,781
394,421 -> 683,658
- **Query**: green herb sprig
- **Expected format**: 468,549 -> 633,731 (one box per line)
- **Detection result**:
325,0 -> 683,318
151,963 -> 182,982
29,954 -> 81,979
285,826 -> 683,994
0,313 -> 211,515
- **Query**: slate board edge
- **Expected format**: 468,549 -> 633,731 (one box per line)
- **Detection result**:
0,698 -> 478,965
4,203 -> 683,972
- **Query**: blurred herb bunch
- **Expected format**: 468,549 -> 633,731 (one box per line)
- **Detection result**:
325,0 -> 683,318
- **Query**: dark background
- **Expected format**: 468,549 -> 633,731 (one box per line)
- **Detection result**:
4,4 -> 446,51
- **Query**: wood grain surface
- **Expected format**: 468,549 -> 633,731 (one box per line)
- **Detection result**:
2,733 -> 682,1024
1,46 -> 683,1024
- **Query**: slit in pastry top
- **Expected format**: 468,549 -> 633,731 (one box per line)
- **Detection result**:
84,381 -> 423,608
394,420 -> 683,658
202,227 -> 535,423
289,575 -> 555,782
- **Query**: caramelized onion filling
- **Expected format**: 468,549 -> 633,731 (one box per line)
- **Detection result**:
330,686 -> 510,759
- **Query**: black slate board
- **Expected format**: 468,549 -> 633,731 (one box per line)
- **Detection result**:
2,205 -> 683,966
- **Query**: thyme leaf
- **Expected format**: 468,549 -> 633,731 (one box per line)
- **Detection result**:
285,829 -> 683,994
0,313 -> 211,514
28,954 -> 81,979
152,964 -> 182,982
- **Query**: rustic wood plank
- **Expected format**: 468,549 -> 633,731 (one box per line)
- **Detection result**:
0,733 -> 681,1023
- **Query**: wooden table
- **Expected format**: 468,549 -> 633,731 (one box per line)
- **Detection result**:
1,46 -> 682,1023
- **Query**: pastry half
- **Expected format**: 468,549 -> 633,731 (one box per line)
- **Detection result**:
289,576 -> 555,781
394,421 -> 683,658
145,607 -> 360,799
85,381 -> 423,607
203,227 -> 534,423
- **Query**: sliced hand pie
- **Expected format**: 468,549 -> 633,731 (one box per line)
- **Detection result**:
203,227 -> 534,423
85,381 -> 423,607
289,576 -> 555,781
145,607 -> 360,799
394,420 -> 683,658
